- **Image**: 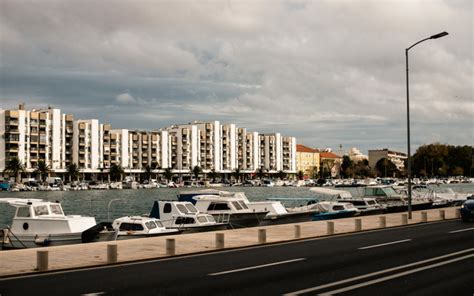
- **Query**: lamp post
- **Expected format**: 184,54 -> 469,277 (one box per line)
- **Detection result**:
406,31 -> 448,219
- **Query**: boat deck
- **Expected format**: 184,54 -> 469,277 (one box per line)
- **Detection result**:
0,207 -> 460,277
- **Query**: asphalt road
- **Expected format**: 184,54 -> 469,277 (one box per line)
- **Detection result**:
1,220 -> 473,296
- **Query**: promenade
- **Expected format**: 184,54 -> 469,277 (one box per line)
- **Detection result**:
0,207 -> 460,277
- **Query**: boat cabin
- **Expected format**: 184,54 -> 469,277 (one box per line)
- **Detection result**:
150,201 -> 219,229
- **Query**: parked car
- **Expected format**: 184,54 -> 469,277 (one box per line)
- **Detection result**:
460,195 -> 474,222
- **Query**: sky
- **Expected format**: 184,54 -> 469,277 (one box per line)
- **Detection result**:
0,0 -> 472,155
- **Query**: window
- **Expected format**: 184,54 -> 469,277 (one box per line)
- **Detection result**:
185,204 -> 198,213
197,216 -> 207,223
232,201 -> 243,210
34,206 -> 49,216
351,201 -> 366,206
50,205 -> 63,215
119,223 -> 144,231
176,204 -> 189,214
145,221 -> 157,229
206,215 -> 216,223
163,203 -> 172,213
333,205 -> 345,211
175,217 -> 195,224
239,201 -> 249,209
17,207 -> 30,217
207,203 -> 230,211
155,221 -> 164,228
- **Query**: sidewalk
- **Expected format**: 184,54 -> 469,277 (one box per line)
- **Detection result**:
0,207 -> 460,277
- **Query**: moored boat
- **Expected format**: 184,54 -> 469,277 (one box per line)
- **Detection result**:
112,216 -> 180,240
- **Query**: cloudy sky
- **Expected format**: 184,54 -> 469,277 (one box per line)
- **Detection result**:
0,0 -> 472,154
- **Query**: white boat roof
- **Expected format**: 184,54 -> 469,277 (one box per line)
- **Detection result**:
309,188 -> 353,198
114,216 -> 159,223
0,198 -> 49,207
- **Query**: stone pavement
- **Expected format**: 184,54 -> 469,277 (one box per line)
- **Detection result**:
0,207 -> 460,277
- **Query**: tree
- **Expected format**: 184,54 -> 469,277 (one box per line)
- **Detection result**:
109,163 -> 124,182
296,170 -> 304,180
255,168 -> 266,179
276,170 -> 287,180
208,169 -> 220,182
143,165 -> 152,182
163,168 -> 174,182
67,163 -> 79,183
192,166 -> 202,180
35,160 -> 50,183
231,168 -> 242,182
341,156 -> 353,178
3,157 -> 24,183
375,158 -> 398,177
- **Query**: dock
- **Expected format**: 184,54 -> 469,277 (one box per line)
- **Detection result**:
0,207 -> 460,277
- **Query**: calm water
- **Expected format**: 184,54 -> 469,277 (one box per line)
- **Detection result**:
1,184 -> 473,229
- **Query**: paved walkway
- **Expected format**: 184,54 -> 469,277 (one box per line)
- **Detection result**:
0,207 -> 460,277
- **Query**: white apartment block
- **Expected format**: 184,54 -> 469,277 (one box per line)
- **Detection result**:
368,149 -> 407,172
0,104 -> 73,173
1,105 -> 297,177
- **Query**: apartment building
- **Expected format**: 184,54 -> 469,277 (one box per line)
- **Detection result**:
1,105 -> 297,179
0,104 -> 73,173
368,149 -> 407,171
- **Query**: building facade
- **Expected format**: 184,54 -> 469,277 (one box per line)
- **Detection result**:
296,144 -> 320,178
368,149 -> 407,172
1,105 -> 297,179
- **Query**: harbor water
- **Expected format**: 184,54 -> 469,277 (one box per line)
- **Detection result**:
1,183 -> 473,229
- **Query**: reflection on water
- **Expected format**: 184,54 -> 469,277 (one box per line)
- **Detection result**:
0,183 -> 472,228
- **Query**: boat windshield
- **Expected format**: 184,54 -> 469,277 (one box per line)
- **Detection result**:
145,221 -> 157,229
197,216 -> 208,223
50,204 -> 63,215
176,204 -> 189,214
185,204 -> 198,213
206,215 -> 216,223
34,205 -> 49,216
16,207 -> 31,217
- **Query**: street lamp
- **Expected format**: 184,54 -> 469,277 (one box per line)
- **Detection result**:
406,31 -> 448,219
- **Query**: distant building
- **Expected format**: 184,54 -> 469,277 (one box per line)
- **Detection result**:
296,144 -> 320,178
348,147 -> 368,163
368,149 -> 407,172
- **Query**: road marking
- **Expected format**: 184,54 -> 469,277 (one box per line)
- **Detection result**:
358,239 -> 412,250
319,253 -> 474,295
208,258 -> 306,276
283,248 -> 474,296
449,227 -> 474,233
81,293 -> 105,296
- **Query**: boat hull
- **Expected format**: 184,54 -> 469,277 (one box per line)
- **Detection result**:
259,211 -> 317,226
2,232 -> 84,249
212,212 -> 268,229
312,210 -> 359,221
175,223 -> 229,233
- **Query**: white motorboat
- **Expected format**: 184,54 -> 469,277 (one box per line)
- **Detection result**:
112,216 -> 180,240
0,198 -> 117,249
149,201 -> 228,233
191,194 -> 269,228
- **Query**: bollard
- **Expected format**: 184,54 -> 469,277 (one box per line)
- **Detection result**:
327,221 -> 334,235
36,250 -> 48,272
379,216 -> 386,228
355,219 -> 362,232
215,233 -> 225,249
439,210 -> 445,220
107,244 -> 118,264
421,211 -> 428,223
258,229 -> 267,244
401,214 -> 408,225
454,208 -> 461,218
166,238 -> 176,256
294,225 -> 301,239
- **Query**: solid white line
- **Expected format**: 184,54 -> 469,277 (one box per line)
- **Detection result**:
283,248 -> 474,296
449,227 -> 474,234
81,293 -> 105,296
319,254 -> 474,295
208,258 -> 306,276
358,239 -> 412,250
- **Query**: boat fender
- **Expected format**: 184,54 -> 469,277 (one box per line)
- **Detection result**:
34,236 -> 51,246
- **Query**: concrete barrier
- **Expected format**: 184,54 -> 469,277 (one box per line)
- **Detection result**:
421,212 -> 428,223
107,244 -> 118,264
215,233 -> 225,249
294,225 -> 301,239
36,250 -> 48,271
355,219 -> 362,232
166,238 -> 176,255
401,214 -> 408,225
454,208 -> 461,218
439,210 -> 445,220
258,229 -> 267,244
327,221 -> 334,235
379,216 -> 386,228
